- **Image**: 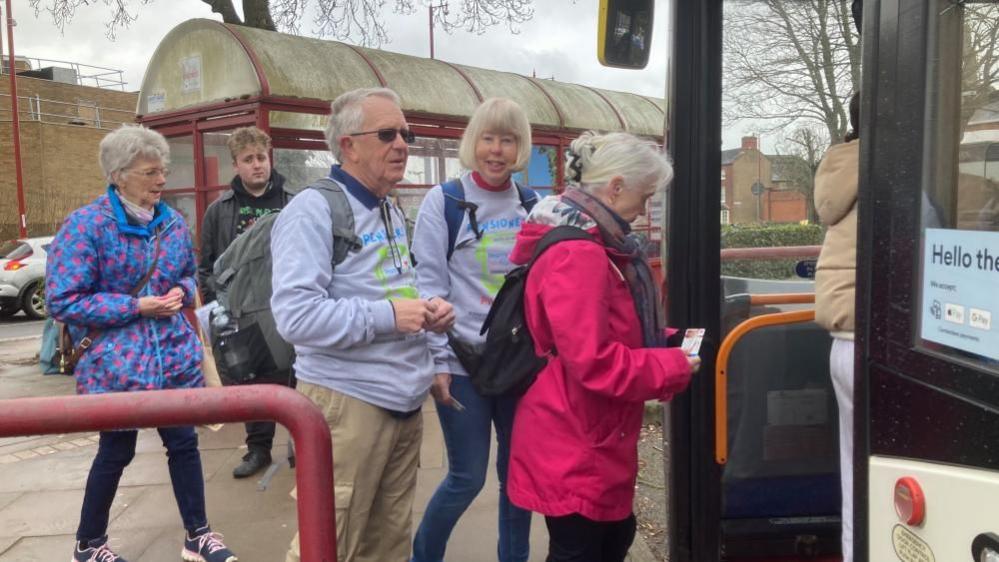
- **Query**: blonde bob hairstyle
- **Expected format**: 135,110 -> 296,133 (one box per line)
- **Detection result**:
99,124 -> 170,183
568,131 -> 673,195
458,98 -> 533,172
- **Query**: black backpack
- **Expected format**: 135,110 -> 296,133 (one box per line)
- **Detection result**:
470,225 -> 594,396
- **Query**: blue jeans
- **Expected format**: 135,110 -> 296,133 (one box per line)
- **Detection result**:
76,427 -> 208,542
412,375 -> 532,562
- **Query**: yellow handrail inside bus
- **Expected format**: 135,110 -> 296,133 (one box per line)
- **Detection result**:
715,293 -> 816,465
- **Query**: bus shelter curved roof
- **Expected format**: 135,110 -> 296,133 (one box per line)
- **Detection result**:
138,19 -> 665,137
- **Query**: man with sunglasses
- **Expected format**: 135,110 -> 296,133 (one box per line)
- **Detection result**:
270,88 -> 455,562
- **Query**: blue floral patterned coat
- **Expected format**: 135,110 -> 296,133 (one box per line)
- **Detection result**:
46,188 -> 203,395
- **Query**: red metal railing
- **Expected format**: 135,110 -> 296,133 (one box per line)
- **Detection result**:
0,385 -> 336,562
720,245 -> 821,261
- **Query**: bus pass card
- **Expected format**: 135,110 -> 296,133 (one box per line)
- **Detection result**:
681,328 -> 705,356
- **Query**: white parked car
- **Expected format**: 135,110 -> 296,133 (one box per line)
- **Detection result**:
0,237 -> 53,320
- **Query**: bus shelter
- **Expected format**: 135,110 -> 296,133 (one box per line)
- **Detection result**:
136,18 -> 667,250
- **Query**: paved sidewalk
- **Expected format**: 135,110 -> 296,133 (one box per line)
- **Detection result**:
0,336 -> 657,561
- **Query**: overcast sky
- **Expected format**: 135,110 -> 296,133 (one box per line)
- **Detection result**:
7,0 -> 753,149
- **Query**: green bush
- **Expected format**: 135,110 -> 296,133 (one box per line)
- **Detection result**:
720,223 -> 824,279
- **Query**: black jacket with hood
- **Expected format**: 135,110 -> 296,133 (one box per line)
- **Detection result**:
198,169 -> 291,302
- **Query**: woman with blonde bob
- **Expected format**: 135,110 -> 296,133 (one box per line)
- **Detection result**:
410,97 -> 536,562
506,131 -> 699,561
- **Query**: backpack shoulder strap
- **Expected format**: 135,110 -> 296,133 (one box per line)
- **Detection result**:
310,177 -> 362,267
529,225 -> 594,267
514,181 -> 539,213
442,178 -> 475,261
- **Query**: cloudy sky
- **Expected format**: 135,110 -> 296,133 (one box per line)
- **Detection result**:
7,0 -> 753,148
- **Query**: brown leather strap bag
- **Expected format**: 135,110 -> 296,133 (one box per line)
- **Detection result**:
59,236 -> 161,374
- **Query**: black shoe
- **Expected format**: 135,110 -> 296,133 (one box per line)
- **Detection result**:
232,450 -> 271,479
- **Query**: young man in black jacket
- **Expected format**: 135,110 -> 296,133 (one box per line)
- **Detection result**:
198,126 -> 294,479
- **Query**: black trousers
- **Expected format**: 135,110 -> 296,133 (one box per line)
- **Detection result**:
545,513 -> 636,562
242,369 -> 295,457
245,421 -> 276,456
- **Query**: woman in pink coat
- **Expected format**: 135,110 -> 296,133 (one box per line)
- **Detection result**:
507,131 -> 699,561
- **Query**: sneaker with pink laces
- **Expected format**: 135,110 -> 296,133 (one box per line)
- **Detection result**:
71,535 -> 128,562
181,526 -> 238,562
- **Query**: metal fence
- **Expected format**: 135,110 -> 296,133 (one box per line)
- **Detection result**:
0,92 -> 133,130
1,56 -> 126,90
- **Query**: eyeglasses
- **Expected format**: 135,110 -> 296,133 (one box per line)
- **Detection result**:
347,128 -> 416,144
128,167 -> 171,179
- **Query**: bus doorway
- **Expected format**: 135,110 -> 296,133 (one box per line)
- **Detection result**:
662,1 -> 850,560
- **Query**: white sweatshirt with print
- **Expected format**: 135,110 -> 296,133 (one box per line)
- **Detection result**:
270,180 -> 433,412
411,172 -> 532,377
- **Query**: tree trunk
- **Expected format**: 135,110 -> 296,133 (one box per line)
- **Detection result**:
243,0 -> 278,31
200,0 -> 243,25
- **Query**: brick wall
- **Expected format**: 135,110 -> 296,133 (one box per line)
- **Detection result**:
0,77 -> 136,239
0,122 -> 112,239
762,189 -> 807,223
730,151 -> 773,224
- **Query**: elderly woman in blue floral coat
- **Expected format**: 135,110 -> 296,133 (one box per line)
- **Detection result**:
47,125 -> 238,562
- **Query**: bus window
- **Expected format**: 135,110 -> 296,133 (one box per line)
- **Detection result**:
917,0 -> 999,375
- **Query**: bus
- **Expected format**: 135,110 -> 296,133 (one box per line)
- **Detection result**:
597,0 -> 999,561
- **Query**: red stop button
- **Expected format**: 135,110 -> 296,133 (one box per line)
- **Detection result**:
894,476 -> 926,526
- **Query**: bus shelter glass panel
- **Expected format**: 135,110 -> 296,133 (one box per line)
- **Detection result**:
203,131 -> 233,187
162,192 -> 196,233
166,136 -> 195,190
401,137 -> 459,186
273,148 -> 337,190
712,1 -> 856,556
393,187 -> 428,223
916,0 -> 999,375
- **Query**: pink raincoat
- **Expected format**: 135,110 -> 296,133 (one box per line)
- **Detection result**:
506,221 -> 692,522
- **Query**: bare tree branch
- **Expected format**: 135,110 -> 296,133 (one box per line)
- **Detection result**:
30,0 -> 539,47
723,0 -> 859,143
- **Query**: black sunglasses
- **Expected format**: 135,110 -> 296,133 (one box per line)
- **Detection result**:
347,127 -> 416,144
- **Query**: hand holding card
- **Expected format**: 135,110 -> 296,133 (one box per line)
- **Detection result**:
681,328 -> 705,356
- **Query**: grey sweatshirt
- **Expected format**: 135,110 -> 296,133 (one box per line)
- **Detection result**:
411,172 -> 530,376
270,173 -> 433,412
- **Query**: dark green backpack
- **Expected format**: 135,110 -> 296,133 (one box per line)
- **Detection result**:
212,178 -> 362,383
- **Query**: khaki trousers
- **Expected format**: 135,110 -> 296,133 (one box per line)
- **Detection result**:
286,382 -> 423,562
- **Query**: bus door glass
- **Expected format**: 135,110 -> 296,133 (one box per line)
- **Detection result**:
717,1 -> 858,558
865,1 -> 999,561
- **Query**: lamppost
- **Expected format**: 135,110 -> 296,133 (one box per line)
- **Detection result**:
429,2 -> 448,59
3,0 -> 26,237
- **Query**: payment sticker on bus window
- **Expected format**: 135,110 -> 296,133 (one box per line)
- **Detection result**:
681,329 -> 705,356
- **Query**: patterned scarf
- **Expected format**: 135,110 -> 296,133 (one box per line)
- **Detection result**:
115,188 -> 154,225
530,188 -> 662,347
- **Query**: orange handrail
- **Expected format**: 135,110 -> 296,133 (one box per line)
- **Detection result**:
749,293 -> 815,306
714,305 -> 817,465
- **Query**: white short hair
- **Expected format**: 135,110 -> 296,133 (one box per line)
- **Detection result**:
324,88 -> 403,161
458,98 -> 533,171
567,131 -> 672,195
99,125 -> 170,181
